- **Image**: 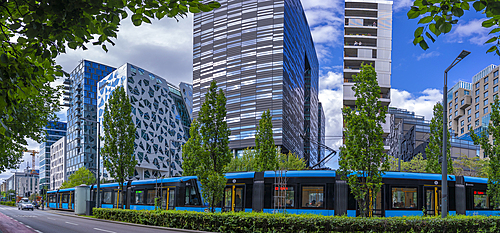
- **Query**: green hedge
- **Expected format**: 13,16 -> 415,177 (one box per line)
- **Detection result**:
93,208 -> 500,232
0,201 -> 16,207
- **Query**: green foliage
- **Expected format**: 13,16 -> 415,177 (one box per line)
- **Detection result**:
388,153 -> 428,173
101,86 -> 137,194
0,0 -> 220,172
425,102 -> 453,174
93,208 -> 500,232
453,154 -> 489,177
408,0 -> 500,55
339,64 -> 388,217
0,201 -> 16,206
60,167 -> 97,189
182,80 -> 231,212
470,97 -> 500,207
0,84 -> 61,173
226,149 -> 306,172
255,109 -> 279,172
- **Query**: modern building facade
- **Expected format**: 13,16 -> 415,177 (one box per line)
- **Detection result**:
6,170 -> 39,197
98,63 -> 192,179
192,0 -> 325,167
38,121 -> 67,191
65,60 -> 116,179
343,0 -> 393,150
50,136 -> 67,190
448,64 -> 499,158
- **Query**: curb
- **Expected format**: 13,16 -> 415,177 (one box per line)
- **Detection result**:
49,211 -> 215,233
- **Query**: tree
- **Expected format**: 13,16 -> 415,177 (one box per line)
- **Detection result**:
339,64 -> 388,217
470,97 -> 500,206
182,80 -> 231,212
278,152 -> 307,171
0,0 -> 220,171
255,109 -> 279,171
225,149 -> 306,172
0,84 -> 61,173
425,103 -> 453,174
407,0 -> 500,55
101,86 -> 136,200
60,167 -> 97,189
453,154 -> 488,177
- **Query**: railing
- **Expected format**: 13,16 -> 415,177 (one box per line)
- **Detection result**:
345,33 -> 377,37
345,43 -> 377,47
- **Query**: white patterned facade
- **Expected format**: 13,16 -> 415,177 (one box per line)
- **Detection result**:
50,136 -> 67,190
97,63 -> 192,179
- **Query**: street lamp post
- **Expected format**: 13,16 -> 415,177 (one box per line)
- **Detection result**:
442,50 -> 470,218
79,117 -> 101,208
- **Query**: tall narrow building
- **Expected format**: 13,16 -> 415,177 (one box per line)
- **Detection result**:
343,0 -> 393,149
192,0 -> 325,167
38,121 -> 67,192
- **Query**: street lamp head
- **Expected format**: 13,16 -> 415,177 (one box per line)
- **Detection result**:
458,50 -> 471,59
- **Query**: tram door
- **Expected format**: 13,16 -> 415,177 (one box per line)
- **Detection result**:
162,187 -> 175,210
424,186 -> 441,216
223,185 -> 244,212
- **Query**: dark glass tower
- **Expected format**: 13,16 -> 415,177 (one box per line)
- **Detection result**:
65,60 -> 115,177
38,121 -> 67,191
192,0 -> 323,166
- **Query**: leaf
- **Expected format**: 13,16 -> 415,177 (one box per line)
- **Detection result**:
208,2 -> 221,8
407,8 -> 421,19
425,32 -> 436,43
438,22 -> 452,33
461,2 -> 470,11
418,16 -> 433,24
142,16 -> 152,24
189,7 -> 201,13
485,36 -> 498,44
452,8 -> 464,17
487,45 -> 497,53
482,19 -> 496,28
473,1 -> 486,11
414,27 -> 424,38
429,23 -> 441,36
419,40 -> 429,50
102,44 -> 108,52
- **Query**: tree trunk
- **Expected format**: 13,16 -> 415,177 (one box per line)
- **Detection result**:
211,195 -> 215,212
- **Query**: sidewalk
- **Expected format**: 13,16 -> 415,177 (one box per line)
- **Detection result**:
0,211 -> 35,233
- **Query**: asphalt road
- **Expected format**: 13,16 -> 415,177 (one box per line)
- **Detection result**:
0,206 -> 194,233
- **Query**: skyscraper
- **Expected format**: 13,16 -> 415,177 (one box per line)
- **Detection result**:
343,0 -> 393,150
38,121 -> 67,191
192,0 -> 324,166
98,63 -> 192,178
65,60 -> 115,178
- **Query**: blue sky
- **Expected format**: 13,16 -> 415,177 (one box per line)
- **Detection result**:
2,0 -> 499,181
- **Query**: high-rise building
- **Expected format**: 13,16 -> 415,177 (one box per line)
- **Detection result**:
448,64 -> 499,158
192,0 -> 324,166
50,136 -> 66,190
97,63 -> 192,179
65,60 -> 116,179
343,0 -> 393,150
38,121 -> 67,191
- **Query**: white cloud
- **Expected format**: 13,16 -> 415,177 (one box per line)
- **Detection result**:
447,18 -> 489,45
390,88 -> 443,120
416,51 -> 440,61
303,0 -> 344,52
393,0 -> 414,12
311,25 -> 342,44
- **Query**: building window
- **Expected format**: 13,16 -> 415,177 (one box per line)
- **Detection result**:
455,92 -> 458,97
476,82 -> 480,89
461,99 -> 465,105
455,111 -> 458,116
475,104 -> 480,111
484,99 -> 489,106
449,102 -> 452,107
468,116 -> 471,122
392,187 -> 417,209
494,85 -> 498,92
468,124 -> 471,129
495,94 -> 499,100
485,77 -> 489,83
449,121 -> 452,127
460,120 -> 464,126
494,78 -> 499,85
301,186 -> 324,208
455,104 -> 458,110
455,97 -> 458,103
485,83 -> 489,90
484,107 -> 488,114
475,89 -> 480,96
449,108 -> 452,114
484,91 -> 489,98
475,112 -> 480,118
461,128 -> 464,134
467,109 -> 471,115
465,90 -> 470,95
475,120 -> 480,126
449,115 -> 452,120
495,70 -> 499,77
475,96 -> 480,103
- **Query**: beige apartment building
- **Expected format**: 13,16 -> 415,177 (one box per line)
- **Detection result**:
448,64 -> 499,158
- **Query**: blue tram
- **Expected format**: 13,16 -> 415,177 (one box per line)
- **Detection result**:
47,171 -> 500,216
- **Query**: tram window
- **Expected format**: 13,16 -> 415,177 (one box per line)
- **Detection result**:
185,186 -> 200,205
134,190 -> 144,204
286,187 -> 295,208
301,186 -> 324,208
473,191 -> 488,209
103,191 -> 112,204
274,186 -> 294,208
49,195 -> 55,203
147,190 -> 155,205
62,194 -> 68,203
392,187 -> 417,208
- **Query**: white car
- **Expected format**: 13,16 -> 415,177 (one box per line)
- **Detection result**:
18,198 -> 34,211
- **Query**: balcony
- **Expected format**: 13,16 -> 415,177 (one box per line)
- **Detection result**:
75,98 -> 82,104
63,96 -> 71,101
460,95 -> 472,109
63,78 -> 71,85
453,109 -> 464,120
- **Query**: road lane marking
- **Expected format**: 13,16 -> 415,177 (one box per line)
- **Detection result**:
65,221 -> 78,225
47,217 -> 56,220
94,228 -> 116,233
34,230 -> 43,233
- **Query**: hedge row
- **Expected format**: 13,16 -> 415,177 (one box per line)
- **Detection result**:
0,201 -> 16,207
93,208 -> 500,232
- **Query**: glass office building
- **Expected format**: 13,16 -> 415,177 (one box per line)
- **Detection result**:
39,121 -> 67,191
193,0 -> 324,166
65,60 -> 115,178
